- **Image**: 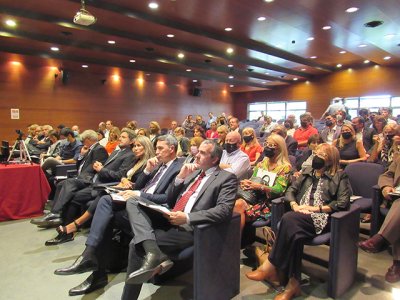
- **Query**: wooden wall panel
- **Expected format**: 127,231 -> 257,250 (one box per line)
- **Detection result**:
233,65 -> 400,120
0,62 -> 233,142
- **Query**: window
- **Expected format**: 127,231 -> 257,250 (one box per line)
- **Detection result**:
247,101 -> 307,121
343,95 -> 400,118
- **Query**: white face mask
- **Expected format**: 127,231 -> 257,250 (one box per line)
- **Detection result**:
336,115 -> 343,121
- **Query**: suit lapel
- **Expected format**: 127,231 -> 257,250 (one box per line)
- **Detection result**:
154,159 -> 177,192
104,148 -> 122,166
192,168 -> 219,203
81,143 -> 98,170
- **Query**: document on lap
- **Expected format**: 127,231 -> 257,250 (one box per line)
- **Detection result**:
137,199 -> 171,215
104,187 -> 126,203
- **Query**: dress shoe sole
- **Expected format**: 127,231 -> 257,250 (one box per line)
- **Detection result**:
54,262 -> 98,276
126,260 -> 174,285
45,235 -> 74,246
68,279 -> 108,296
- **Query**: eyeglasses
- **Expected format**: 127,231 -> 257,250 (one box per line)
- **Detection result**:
315,152 -> 328,158
264,142 -> 278,148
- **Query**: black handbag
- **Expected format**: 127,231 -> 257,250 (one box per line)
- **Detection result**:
237,176 -> 269,205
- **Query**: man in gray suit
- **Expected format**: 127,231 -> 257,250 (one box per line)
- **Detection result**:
54,135 -> 183,296
122,139 -> 238,299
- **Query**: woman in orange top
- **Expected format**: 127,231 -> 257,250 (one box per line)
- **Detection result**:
240,127 -> 263,166
105,126 -> 120,154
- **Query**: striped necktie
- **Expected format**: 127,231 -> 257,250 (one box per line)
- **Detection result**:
172,171 -> 206,212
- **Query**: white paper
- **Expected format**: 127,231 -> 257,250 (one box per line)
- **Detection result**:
255,169 -> 277,187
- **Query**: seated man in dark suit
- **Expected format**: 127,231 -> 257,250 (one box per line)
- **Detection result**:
31,130 -> 108,227
54,135 -> 183,296
359,156 -> 400,283
43,128 -> 137,245
122,139 -> 238,299
352,116 -> 376,152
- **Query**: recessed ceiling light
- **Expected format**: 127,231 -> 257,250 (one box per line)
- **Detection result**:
228,64 -> 234,68
186,69 -> 191,72
301,68 -> 306,71
346,7 -> 359,13
82,65 -> 88,68
230,85 -> 234,87
265,72 -> 270,75
50,47 -> 59,51
358,44 -> 367,48
384,34 -> 396,39
146,73 -> 151,76
310,56 -> 317,59
384,56 -> 391,60
224,27 -> 233,32
264,0 -> 274,2
226,48 -> 234,54
177,53 -> 185,59
364,60 -> 370,64
339,50 -> 347,54
148,2 -> 159,9
129,59 -> 136,63
336,64 -> 342,68
322,26 -> 331,30
307,37 -> 314,41
5,19 -> 17,27
228,75 -> 234,79
108,40 -> 116,44
193,79 -> 198,82
166,34 -> 174,38
257,17 -> 266,21
293,78 -> 298,81
262,81 -> 267,84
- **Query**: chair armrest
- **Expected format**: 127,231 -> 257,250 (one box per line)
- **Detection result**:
67,169 -> 78,178
193,213 -> 240,300
371,184 -> 384,236
271,197 -> 285,233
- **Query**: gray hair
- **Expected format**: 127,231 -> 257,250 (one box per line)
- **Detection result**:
121,127 -> 137,140
80,129 -> 98,142
156,134 -> 178,153
202,139 -> 223,164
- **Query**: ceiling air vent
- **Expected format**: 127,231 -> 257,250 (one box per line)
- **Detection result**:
364,20 -> 384,28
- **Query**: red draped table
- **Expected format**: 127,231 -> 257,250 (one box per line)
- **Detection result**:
0,163 -> 50,221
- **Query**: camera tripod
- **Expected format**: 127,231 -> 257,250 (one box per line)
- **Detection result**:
7,138 -> 32,164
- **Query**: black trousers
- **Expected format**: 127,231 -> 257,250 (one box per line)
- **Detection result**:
268,211 -> 330,280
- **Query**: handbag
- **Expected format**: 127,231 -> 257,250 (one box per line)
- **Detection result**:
237,176 -> 268,205
255,227 -> 276,266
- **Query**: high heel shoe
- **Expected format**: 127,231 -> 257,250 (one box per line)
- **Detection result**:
274,277 -> 301,300
56,221 -> 81,235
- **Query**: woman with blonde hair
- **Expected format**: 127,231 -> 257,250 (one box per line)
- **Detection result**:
332,122 -> 366,169
105,126 -> 121,155
53,136 -> 155,241
369,123 -> 400,168
241,127 -> 263,166
246,143 -> 351,300
234,134 -> 292,231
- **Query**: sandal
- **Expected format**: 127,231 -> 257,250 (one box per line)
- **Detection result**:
361,214 -> 371,223
56,221 -> 81,235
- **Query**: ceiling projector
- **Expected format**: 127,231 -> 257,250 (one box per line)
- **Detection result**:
73,9 -> 96,26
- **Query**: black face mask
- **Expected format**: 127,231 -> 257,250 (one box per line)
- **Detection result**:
386,134 -> 395,140
263,147 -> 275,158
284,122 -> 291,129
243,135 -> 253,143
325,120 -> 333,127
300,121 -> 308,128
341,132 -> 352,139
225,143 -> 238,154
312,155 -> 325,170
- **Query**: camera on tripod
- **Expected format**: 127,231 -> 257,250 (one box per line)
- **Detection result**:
15,129 -> 23,140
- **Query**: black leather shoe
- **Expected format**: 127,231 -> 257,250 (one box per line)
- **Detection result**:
31,213 -> 60,225
45,233 -> 74,246
54,255 -> 98,275
36,218 -> 63,228
68,274 -> 108,296
126,252 -> 173,285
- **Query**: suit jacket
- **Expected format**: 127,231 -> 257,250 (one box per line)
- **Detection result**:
285,136 -> 298,156
378,156 -> 400,189
96,147 -> 136,183
320,126 -> 340,144
362,127 -> 376,151
76,143 -> 108,182
134,157 -> 184,204
166,168 -> 238,226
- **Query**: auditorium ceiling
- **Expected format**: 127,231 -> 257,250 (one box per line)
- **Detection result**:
1,0 -> 400,92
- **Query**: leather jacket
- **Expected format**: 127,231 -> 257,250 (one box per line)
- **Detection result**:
285,167 -> 351,212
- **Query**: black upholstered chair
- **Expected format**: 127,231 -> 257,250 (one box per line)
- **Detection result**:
154,213 -> 241,300
271,198 -> 361,298
55,163 -> 77,177
370,185 -> 390,236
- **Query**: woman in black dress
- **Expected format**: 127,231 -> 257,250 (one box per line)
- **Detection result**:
246,143 -> 351,300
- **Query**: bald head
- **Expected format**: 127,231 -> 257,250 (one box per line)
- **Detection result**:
226,131 -> 241,145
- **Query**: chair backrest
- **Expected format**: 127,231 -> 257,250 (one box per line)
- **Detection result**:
344,162 -> 385,198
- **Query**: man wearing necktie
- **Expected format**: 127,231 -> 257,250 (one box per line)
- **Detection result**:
122,139 -> 238,299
